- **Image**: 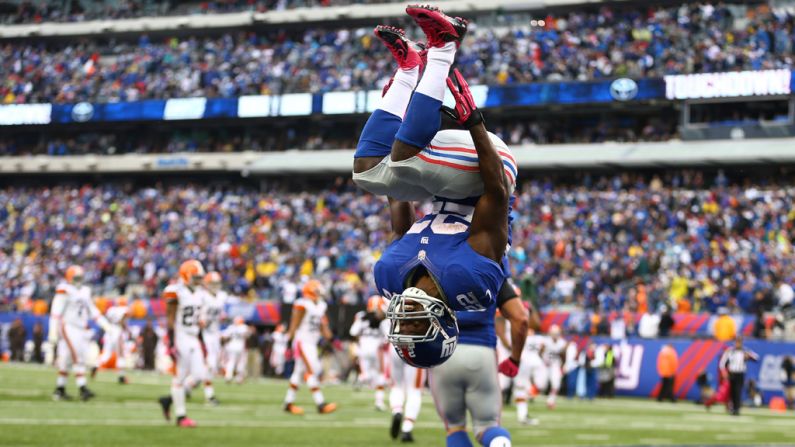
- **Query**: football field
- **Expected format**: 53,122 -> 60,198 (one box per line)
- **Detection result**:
1,362 -> 793,447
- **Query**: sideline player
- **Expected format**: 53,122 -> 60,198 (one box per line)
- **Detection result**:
222,317 -> 251,384
96,297 -> 130,384
349,295 -> 390,411
387,347 -> 425,442
514,328 -> 545,424
363,8 -> 514,368
282,279 -> 338,415
199,271 -> 226,403
49,265 -> 112,401
158,260 -> 209,427
270,323 -> 288,376
540,325 -> 567,409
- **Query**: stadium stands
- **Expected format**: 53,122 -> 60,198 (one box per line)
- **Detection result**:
2,169 -> 793,322
1,1 -> 793,103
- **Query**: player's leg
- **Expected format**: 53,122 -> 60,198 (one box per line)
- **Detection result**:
533,363 -> 549,402
196,345 -> 217,405
401,366 -> 424,442
461,346 -> 510,447
388,349 -> 406,439
116,331 -> 128,383
70,327 -> 93,401
374,351 -> 387,411
225,352 -> 237,383
429,346 -> 471,447
391,5 -> 467,164
235,351 -> 248,383
54,334 -> 74,400
353,26 -> 429,200
284,345 -> 305,415
163,336 -> 197,427
547,365 -> 562,409
299,341 -> 336,414
513,355 -> 539,425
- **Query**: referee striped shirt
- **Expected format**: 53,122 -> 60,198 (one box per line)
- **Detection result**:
720,347 -> 759,374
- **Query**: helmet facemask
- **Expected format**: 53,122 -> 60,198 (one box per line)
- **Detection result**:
386,287 -> 456,344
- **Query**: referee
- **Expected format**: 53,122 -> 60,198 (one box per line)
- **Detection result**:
719,336 -> 759,415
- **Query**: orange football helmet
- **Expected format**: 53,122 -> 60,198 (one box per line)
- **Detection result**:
179,260 -> 205,284
302,279 -> 322,300
204,271 -> 222,285
116,296 -> 129,307
233,316 -> 245,325
366,295 -> 387,314
65,265 -> 85,284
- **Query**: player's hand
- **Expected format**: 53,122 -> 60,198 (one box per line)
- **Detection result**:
498,357 -> 520,378
441,68 -> 483,129
284,347 -> 294,361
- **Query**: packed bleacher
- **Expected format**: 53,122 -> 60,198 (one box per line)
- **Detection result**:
2,170 -> 793,322
0,114 -> 675,156
1,0 -> 403,24
2,1 -> 793,104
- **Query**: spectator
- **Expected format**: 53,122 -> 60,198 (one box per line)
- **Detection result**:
782,356 -> 795,409
658,306 -> 675,338
8,318 -> 26,362
714,308 -> 737,342
638,309 -> 660,338
31,322 -> 44,363
656,344 -> 678,403
141,320 -> 158,370
777,279 -> 794,310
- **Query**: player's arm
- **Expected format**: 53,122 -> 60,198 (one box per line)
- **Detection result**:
443,69 -> 509,262
48,291 -> 66,343
500,298 -> 529,366
163,287 -> 178,353
349,313 -> 363,339
388,197 -> 415,242
88,299 -> 112,333
286,304 -> 305,343
494,315 -> 511,351
320,315 -> 334,341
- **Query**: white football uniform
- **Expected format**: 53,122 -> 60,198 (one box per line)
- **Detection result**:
222,322 -> 249,382
200,289 -> 227,376
349,311 -> 389,388
540,337 -> 567,393
164,283 -> 207,385
270,330 -> 288,375
291,297 -> 327,378
98,305 -> 129,370
353,129 -> 517,201
49,283 -> 108,372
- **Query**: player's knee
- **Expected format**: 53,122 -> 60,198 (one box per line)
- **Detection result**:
478,426 -> 511,447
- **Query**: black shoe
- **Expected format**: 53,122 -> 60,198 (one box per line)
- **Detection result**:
400,431 -> 414,443
118,376 -> 128,385
207,397 -> 220,407
159,396 -> 173,421
390,412 -> 403,439
52,387 -> 72,401
79,386 -> 95,402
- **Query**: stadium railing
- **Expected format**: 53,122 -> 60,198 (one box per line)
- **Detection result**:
3,137 -> 795,174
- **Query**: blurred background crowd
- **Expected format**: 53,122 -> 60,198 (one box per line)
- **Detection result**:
2,1 -> 793,103
2,170 -> 793,331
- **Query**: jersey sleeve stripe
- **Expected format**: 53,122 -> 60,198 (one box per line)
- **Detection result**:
163,291 -> 178,300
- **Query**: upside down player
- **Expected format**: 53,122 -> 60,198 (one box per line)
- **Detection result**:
356,5 -> 516,371
158,260 -> 209,427
49,265 -> 112,401
282,279 -> 338,415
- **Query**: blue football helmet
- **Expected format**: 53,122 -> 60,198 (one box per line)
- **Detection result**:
386,287 -> 459,368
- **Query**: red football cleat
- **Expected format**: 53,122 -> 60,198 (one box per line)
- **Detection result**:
374,25 -> 426,71
406,4 -> 468,48
177,416 -> 197,428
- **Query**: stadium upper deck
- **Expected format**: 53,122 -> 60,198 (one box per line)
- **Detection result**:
1,1 -> 792,104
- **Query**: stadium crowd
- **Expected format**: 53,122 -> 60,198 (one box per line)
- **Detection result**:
2,1 -> 794,103
1,170 -> 794,320
2,0 -> 402,24
0,115 -> 675,156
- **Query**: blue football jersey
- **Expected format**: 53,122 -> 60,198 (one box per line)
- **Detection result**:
456,300 -> 497,348
374,201 -> 503,313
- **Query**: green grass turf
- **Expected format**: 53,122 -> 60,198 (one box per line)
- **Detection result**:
1,362 -> 794,446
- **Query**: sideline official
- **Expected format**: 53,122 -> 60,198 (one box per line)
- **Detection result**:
719,337 -> 759,415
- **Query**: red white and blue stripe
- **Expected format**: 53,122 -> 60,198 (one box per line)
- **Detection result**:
418,143 -> 518,186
